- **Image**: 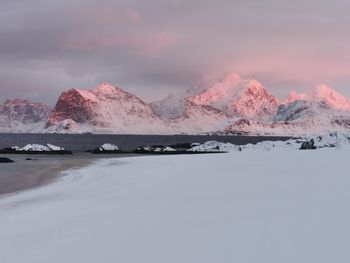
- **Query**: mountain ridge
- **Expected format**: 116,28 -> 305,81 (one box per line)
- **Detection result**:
1,74 -> 350,135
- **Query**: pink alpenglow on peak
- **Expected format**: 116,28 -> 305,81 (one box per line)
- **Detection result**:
284,91 -> 306,104
47,82 -> 158,133
188,73 -> 280,119
284,85 -> 350,112
189,73 -> 242,108
46,82 -> 229,134
94,82 -> 118,92
3,74 -> 350,135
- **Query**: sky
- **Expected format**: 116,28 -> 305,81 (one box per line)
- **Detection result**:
1,0 -> 350,105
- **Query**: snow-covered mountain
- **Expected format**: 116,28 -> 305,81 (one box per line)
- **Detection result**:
46,82 -> 229,134
166,100 -> 230,134
151,73 -> 280,122
220,98 -> 350,136
150,94 -> 189,119
188,73 -> 281,119
47,82 -> 169,134
285,85 -> 350,112
149,75 -> 216,119
0,99 -> 50,132
2,74 -> 350,136
274,100 -> 332,122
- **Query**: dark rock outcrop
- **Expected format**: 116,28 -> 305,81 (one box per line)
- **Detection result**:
0,157 -> 14,163
300,139 -> 317,150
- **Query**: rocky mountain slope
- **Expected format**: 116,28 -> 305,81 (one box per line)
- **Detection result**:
0,99 -> 50,132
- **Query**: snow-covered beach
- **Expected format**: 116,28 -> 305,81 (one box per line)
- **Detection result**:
1,140 -> 350,263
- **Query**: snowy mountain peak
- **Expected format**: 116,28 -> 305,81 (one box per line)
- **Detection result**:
309,84 -> 349,105
310,84 -> 334,97
284,85 -> 350,112
188,73 -> 280,119
189,73 -> 243,107
244,79 -> 269,96
47,83 -> 158,132
93,82 -> 118,93
284,91 -> 306,103
221,73 -> 242,86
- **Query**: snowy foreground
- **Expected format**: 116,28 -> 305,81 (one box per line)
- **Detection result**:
1,142 -> 350,262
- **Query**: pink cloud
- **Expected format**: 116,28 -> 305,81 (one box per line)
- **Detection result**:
80,8 -> 141,25
64,32 -> 178,55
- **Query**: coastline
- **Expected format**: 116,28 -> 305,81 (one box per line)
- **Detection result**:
1,148 -> 349,262
0,155 -> 92,195
0,153 -> 140,196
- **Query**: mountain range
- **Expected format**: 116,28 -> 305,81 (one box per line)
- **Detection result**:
2,73 -> 350,135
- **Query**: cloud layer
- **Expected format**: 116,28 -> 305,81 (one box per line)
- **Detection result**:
1,0 -> 350,105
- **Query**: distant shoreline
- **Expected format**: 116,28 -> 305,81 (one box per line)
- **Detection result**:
0,133 -> 292,153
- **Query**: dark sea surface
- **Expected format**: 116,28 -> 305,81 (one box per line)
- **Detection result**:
0,133 -> 292,153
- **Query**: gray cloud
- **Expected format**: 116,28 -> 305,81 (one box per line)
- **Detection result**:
1,0 -> 350,105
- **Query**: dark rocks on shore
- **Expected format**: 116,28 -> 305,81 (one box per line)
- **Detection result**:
133,145 -> 176,153
133,144 -> 226,155
0,149 -> 73,155
168,143 -> 201,150
91,148 -> 122,154
0,148 -> 73,155
300,139 -> 317,150
0,157 -> 14,163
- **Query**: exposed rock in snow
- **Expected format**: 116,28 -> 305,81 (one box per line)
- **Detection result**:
301,132 -> 350,149
188,140 -> 299,152
134,145 -> 177,153
0,143 -> 71,154
10,144 -> 66,152
188,141 -> 233,152
99,144 -> 119,152
300,139 -> 317,150
47,144 -> 66,151
189,133 -> 350,153
162,146 -> 176,152
91,143 -> 121,154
